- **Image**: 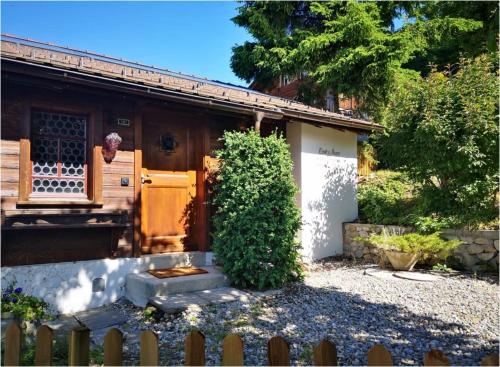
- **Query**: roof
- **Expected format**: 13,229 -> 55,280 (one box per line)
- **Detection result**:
1,34 -> 381,131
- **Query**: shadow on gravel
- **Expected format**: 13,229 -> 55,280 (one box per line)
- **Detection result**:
241,281 -> 498,366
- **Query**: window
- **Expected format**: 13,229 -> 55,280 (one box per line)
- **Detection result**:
30,111 -> 87,197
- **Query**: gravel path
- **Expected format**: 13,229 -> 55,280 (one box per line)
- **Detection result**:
111,261 -> 498,366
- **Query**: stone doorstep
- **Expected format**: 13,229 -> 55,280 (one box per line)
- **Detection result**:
149,287 -> 253,313
125,266 -> 230,307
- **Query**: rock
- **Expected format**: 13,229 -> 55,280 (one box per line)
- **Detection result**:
477,252 -> 495,261
487,255 -> 499,268
482,244 -> 497,253
353,249 -> 364,258
454,244 -> 469,255
473,237 -> 492,246
494,240 -> 499,251
456,252 -> 479,269
467,244 -> 484,255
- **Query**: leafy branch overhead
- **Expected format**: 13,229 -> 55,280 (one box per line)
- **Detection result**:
231,1 -> 498,118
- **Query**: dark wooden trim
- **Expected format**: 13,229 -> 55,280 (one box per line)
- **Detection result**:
15,200 -> 103,207
91,106 -> 104,204
133,105 -> 142,257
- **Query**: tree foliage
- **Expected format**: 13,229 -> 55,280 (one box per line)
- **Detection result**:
212,130 -> 302,289
231,1 -> 497,118
376,56 -> 499,227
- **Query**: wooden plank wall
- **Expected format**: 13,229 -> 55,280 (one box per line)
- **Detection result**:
1,96 -> 22,209
1,84 -> 136,257
101,104 -> 136,256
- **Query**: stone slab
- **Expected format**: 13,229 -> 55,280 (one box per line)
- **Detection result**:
149,292 -> 207,313
45,315 -> 81,332
392,271 -> 443,282
74,306 -> 128,330
248,288 -> 283,298
365,267 -> 442,282
196,287 -> 252,304
364,267 -> 396,280
150,287 -> 254,313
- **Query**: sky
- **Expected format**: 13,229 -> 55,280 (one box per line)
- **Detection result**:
1,1 -> 252,86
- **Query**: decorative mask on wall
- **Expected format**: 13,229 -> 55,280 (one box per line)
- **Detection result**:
102,132 -> 122,164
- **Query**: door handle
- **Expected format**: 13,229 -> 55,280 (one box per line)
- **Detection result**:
141,177 -> 152,184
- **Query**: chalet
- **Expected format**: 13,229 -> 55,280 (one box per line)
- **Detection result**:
1,35 -> 381,313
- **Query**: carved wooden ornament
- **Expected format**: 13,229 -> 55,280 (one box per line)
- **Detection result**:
102,132 -> 122,163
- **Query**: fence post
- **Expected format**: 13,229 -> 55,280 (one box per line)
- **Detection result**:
367,344 -> 393,366
268,336 -> 290,366
424,349 -> 451,366
480,353 -> 499,366
222,333 -> 244,366
313,340 -> 337,366
4,323 -> 22,366
104,328 -> 123,366
185,330 -> 205,366
140,330 -> 159,366
35,325 -> 54,366
68,326 -> 90,366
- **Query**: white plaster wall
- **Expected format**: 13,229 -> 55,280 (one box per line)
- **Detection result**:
1,252 -> 210,314
287,122 -> 358,262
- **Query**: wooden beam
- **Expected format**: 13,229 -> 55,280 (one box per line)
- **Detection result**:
18,101 -> 32,203
254,111 -> 265,132
133,105 -> 143,257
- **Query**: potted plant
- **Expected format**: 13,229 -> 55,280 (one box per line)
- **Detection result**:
1,285 -> 49,341
368,230 -> 461,271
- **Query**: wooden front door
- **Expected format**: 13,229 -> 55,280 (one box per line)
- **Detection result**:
140,111 -> 204,254
141,168 -> 196,253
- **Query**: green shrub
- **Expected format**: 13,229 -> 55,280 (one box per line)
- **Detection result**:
212,130 -> 302,289
368,231 -> 461,260
357,170 -> 487,233
357,170 -> 416,225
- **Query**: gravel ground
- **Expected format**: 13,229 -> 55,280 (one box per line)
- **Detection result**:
111,261 -> 499,366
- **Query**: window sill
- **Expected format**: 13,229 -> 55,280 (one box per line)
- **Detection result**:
16,199 -> 104,208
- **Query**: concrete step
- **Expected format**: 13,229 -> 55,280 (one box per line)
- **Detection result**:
125,266 -> 229,307
138,252 -> 208,272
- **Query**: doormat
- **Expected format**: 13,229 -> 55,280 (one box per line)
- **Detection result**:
148,266 -> 208,279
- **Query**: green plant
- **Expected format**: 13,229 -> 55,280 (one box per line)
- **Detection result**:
368,231 -> 461,260
90,346 -> 104,365
143,306 -> 156,322
212,130 -> 302,289
432,263 -> 453,272
357,170 -> 417,225
18,335 -> 68,366
1,285 -> 49,321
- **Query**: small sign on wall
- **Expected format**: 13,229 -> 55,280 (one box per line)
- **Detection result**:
318,147 -> 341,156
117,118 -> 131,127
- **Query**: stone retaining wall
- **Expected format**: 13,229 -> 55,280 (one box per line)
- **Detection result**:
343,223 -> 499,270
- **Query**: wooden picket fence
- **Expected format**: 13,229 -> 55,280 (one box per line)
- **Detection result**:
3,323 -> 499,366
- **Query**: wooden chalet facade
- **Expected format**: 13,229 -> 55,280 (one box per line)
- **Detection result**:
1,35 -> 380,268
